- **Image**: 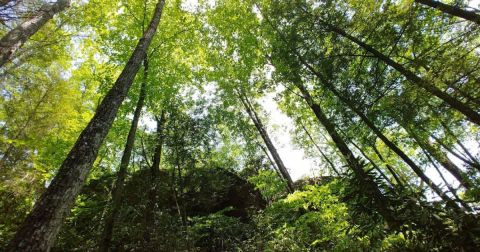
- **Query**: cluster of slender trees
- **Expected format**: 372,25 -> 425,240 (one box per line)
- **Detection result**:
0,0 -> 480,250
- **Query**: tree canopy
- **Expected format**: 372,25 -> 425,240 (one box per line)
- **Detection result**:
1,0 -> 480,251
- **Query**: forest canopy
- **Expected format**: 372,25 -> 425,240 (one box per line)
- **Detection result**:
1,0 -> 480,251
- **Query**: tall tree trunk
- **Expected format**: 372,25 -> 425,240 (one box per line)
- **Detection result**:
291,79 -> 398,227
297,56 -> 456,206
144,111 -> 165,248
7,1 -> 165,251
238,91 -> 294,192
318,21 -> 480,125
99,58 -> 148,252
263,14 -> 392,215
415,0 -> 480,25
0,0 -> 71,67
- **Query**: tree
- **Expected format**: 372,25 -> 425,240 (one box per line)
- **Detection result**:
99,58 -> 148,252
415,0 -> 480,24
7,1 -> 165,250
407,126 -> 473,190
144,110 -> 166,249
299,120 -> 340,176
0,0 -> 71,67
293,77 -> 398,227
238,90 -> 294,192
297,54 -> 456,206
317,20 -> 480,126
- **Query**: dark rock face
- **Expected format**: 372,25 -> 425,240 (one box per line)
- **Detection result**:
53,167 -> 265,251
117,166 -> 265,221
181,168 -> 266,221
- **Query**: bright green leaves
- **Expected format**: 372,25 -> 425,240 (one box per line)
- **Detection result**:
0,0 -> 479,250
188,208 -> 254,251
249,169 -> 287,202
257,181 -> 352,251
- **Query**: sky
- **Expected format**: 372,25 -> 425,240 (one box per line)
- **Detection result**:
472,0 -> 480,8
259,92 -> 317,181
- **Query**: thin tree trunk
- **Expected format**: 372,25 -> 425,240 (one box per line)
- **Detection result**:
415,0 -> 480,25
240,127 -> 280,176
297,56 -> 455,206
439,121 -> 480,170
299,120 -> 340,176
173,119 -> 187,226
238,91 -> 295,192
0,0 -> 71,67
422,148 -> 472,211
99,58 -> 148,252
291,79 -> 398,227
430,132 -> 480,171
453,139 -> 480,168
346,135 -> 396,189
408,128 -> 473,190
7,1 -> 165,250
318,21 -> 480,125
172,144 -> 186,226
371,144 -> 405,187
344,116 -> 405,187
434,135 -> 480,173
144,111 -> 165,248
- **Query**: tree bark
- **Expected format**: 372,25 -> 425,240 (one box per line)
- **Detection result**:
238,91 -> 295,192
0,0 -> 71,67
144,111 -> 165,248
99,58 -> 148,252
319,21 -> 480,126
7,1 -> 165,251
291,79 -> 398,227
415,0 -> 480,25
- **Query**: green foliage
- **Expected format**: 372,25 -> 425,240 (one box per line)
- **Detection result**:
248,169 -> 287,202
1,0 -> 480,250
256,182 -> 353,251
258,181 -> 376,251
188,208 -> 255,251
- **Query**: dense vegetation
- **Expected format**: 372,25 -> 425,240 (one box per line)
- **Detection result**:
1,0 -> 480,251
